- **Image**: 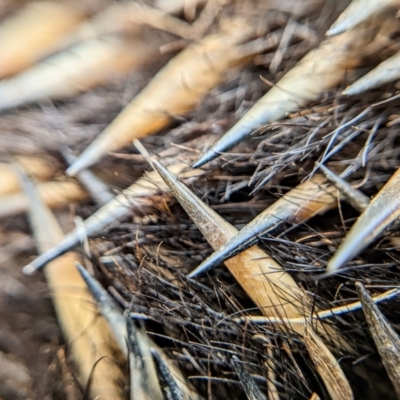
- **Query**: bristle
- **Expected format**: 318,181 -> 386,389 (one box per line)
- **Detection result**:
234,287 -> 400,324
319,164 -> 370,212
23,232 -> 83,275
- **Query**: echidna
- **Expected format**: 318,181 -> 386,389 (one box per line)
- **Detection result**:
1,1 -> 400,399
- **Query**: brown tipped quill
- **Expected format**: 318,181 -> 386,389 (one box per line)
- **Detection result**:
67,16 -> 263,175
143,151 -> 350,350
17,168 -> 127,399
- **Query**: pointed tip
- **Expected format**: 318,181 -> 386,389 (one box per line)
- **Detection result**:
151,166 -> 229,278
343,51 -> 400,96
62,147 -> 113,205
76,262 -> 127,352
66,159 -> 85,176
355,281 -> 391,320
22,258 -> 42,275
325,20 -> 355,37
319,164 -> 370,212
76,262 -> 116,312
148,157 -> 238,279
187,260 -> 215,278
326,0 -> 387,37
304,324 -> 354,400
342,76 -> 374,97
150,157 -> 181,188
66,143 -> 102,176
192,149 -> 218,168
22,263 -> 36,275
75,262 -> 113,311
325,26 -> 342,37
194,95 -> 271,168
75,261 -> 86,276
192,175 -> 336,278
327,168 -> 400,273
325,16 -> 355,36
133,140 -> 152,163
342,84 -> 359,96
325,251 -> 352,275
59,146 -> 77,165
150,159 -> 247,279
355,281 -> 367,300
21,233 -> 80,274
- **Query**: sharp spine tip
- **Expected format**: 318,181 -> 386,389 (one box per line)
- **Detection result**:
189,237 -> 256,278
187,262 -> 213,278
325,259 -> 342,275
192,159 -> 204,169
65,151 -> 93,176
325,27 -> 339,37
341,79 -> 369,96
326,167 -> 400,274
341,86 -> 355,96
193,150 -> 216,168
187,269 -> 201,279
22,264 -> 36,275
65,163 -> 79,176
76,262 -> 127,353
133,139 -> 151,162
